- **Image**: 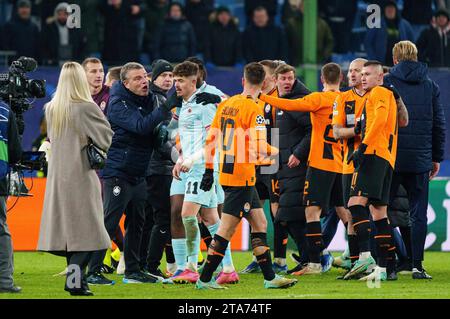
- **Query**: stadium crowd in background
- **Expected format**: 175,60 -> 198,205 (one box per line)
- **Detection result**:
0,0 -> 449,68
0,0 -> 448,297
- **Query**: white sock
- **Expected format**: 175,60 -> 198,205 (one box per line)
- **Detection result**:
359,251 -> 371,261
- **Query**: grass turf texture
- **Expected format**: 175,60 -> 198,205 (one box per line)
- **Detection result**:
1,251 -> 449,299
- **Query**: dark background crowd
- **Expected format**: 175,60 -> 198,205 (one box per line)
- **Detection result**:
0,0 -> 449,69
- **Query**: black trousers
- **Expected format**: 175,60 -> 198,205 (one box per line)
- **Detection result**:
140,175 -> 172,271
389,172 -> 429,263
89,177 -> 147,276
65,251 -> 92,290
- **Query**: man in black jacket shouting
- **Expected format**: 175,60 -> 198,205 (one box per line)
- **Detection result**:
87,62 -> 169,285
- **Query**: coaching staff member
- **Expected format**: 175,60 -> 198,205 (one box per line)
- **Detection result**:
384,41 -> 446,279
88,62 -> 170,285
0,102 -> 22,293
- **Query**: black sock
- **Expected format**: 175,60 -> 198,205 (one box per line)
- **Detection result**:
200,234 -> 228,283
146,224 -> 171,271
165,243 -> 175,264
349,205 -> 371,253
399,226 -> 412,262
199,223 -> 213,248
287,221 -> 309,264
387,247 -> 396,274
306,221 -> 323,264
273,221 -> 288,259
348,234 -> 359,265
387,225 -> 397,273
374,218 -> 393,268
413,260 -> 423,271
251,232 -> 276,281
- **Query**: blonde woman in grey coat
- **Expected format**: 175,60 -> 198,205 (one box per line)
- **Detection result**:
37,62 -> 113,296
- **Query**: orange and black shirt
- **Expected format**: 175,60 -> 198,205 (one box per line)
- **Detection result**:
260,91 -> 343,174
331,88 -> 368,174
361,85 -> 398,168
205,94 -> 279,187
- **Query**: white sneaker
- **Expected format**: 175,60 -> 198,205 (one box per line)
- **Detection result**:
359,266 -> 387,282
116,253 -> 125,275
53,267 -> 68,277
292,263 -> 322,276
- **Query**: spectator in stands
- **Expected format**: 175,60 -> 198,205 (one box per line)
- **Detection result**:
40,0 -> 60,25
204,6 -> 242,67
153,2 -> 196,63
1,0 -> 40,63
40,2 -> 87,66
384,41 -> 446,280
242,6 -> 288,63
417,9 -> 450,67
286,0 -> 333,66
143,0 -> 169,61
74,0 -> 103,57
185,0 -> 214,55
364,0 -> 414,65
245,0 -> 277,25
319,0 -> 357,54
101,0 -> 146,65
402,0 -> 447,41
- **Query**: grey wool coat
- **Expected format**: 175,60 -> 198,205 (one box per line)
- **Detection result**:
38,101 -> 113,252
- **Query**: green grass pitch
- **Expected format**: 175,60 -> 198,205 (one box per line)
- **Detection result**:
1,251 -> 450,299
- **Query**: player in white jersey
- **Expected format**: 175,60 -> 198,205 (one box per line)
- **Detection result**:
165,61 -> 238,285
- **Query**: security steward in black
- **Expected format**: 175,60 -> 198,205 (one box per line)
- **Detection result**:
139,60 -> 177,278
87,62 -> 169,285
274,76 -> 312,273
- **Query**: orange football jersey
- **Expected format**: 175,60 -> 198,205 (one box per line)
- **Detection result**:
260,91 -> 343,173
205,94 -> 278,187
361,86 -> 398,168
331,88 -> 368,174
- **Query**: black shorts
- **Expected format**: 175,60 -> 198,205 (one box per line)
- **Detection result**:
270,175 -> 280,203
342,173 -> 353,209
350,155 -> 393,206
222,186 -> 262,219
256,171 -> 279,203
303,167 -> 344,208
255,171 -> 271,200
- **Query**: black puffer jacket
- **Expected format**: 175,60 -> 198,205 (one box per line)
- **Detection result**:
154,17 -> 196,63
275,80 -> 311,222
102,81 -> 168,183
204,19 -> 242,67
146,83 -> 175,177
388,185 -> 411,228
384,61 -> 446,173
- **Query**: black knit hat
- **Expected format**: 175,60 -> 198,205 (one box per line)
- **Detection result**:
17,0 -> 31,8
384,0 -> 398,9
435,9 -> 450,20
216,6 -> 230,15
151,59 -> 173,82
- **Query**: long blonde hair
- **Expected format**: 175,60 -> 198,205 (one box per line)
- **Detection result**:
45,62 -> 94,138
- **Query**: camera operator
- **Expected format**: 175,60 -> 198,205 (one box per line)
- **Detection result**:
87,62 -> 170,285
0,101 -> 23,294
